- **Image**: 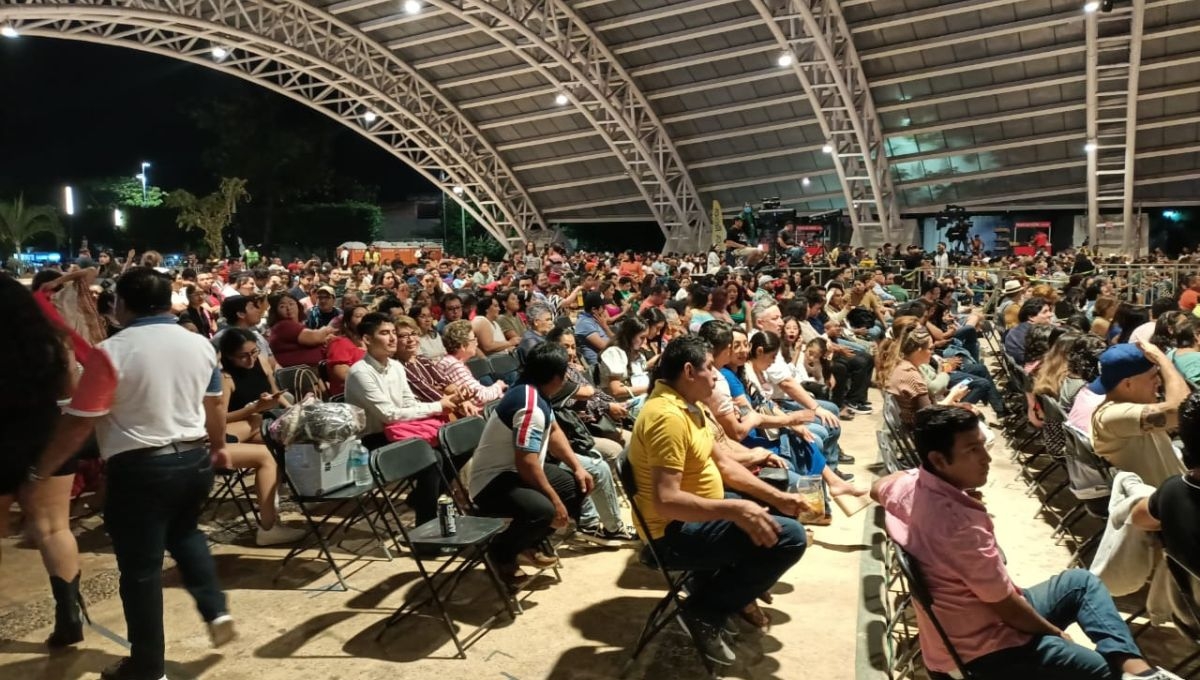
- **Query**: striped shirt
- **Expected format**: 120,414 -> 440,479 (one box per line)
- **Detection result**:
401,354 -> 453,404
435,355 -> 506,406
468,385 -> 553,498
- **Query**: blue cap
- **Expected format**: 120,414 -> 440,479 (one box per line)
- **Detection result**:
1088,344 -> 1154,395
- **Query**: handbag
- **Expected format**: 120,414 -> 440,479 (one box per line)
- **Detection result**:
585,413 -> 624,443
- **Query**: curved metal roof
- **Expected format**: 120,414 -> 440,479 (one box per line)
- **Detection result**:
3,0 -> 1197,249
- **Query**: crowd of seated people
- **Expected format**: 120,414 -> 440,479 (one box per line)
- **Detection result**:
12,236 -> 1200,676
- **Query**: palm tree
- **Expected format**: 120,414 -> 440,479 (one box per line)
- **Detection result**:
0,194 -> 64,256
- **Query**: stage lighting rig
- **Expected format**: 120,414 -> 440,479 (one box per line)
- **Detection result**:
936,204 -> 973,253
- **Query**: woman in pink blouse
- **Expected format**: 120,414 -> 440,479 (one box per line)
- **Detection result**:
436,320 -> 507,406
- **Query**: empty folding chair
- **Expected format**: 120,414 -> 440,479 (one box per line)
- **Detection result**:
1056,424 -> 1113,567
369,438 -> 516,657
437,415 -> 486,510
465,355 -> 493,381
487,351 -> 520,382
203,466 -> 259,537
614,452 -> 720,676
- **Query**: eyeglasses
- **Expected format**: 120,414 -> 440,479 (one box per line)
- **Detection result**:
396,332 -> 417,341
234,349 -> 260,360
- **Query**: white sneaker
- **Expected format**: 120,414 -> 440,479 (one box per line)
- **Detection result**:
1123,668 -> 1185,680
255,523 -> 307,547
208,614 -> 236,648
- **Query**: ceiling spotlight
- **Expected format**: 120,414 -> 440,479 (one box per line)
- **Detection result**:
452,185 -> 465,195
0,24 -> 18,39
1083,1 -> 1099,12
1084,141 -> 1097,153
777,52 -> 794,67
211,46 -> 229,61
802,177 -> 811,186
821,143 -> 834,154
404,0 -> 421,14
555,92 -> 569,106
363,111 -> 378,123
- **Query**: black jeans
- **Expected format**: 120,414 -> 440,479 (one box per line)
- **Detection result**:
473,463 -> 581,565
831,353 -> 872,407
104,448 -> 227,677
362,432 -> 446,524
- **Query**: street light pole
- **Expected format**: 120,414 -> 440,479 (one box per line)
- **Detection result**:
63,186 -> 75,255
138,161 -> 150,206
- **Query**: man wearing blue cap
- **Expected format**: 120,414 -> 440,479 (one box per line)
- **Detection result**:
1091,340 -> 1188,486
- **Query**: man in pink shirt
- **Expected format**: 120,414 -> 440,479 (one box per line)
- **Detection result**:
873,406 -> 1180,680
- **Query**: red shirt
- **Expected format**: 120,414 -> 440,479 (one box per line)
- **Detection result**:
324,336 -> 366,396
268,320 -> 325,367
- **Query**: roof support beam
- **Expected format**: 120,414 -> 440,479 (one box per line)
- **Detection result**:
871,44 -> 1085,88
749,0 -> 901,247
676,119 -> 822,147
660,94 -> 812,124
895,159 -> 1086,189
612,16 -> 763,55
886,103 -> 1086,138
1121,0 -> 1146,255
591,0 -> 737,31
876,74 -> 1085,113
851,0 -> 1024,34
426,0 -> 709,250
0,1 -> 546,250
860,10 -> 1084,62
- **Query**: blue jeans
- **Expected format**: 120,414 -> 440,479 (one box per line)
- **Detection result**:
572,450 -> 624,533
949,370 -> 1006,416
104,448 -> 227,678
952,325 -> 981,362
963,570 -> 1143,680
652,493 -> 807,626
777,398 -> 843,469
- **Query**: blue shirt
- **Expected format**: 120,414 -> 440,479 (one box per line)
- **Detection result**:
574,312 -> 608,367
1004,321 -> 1031,365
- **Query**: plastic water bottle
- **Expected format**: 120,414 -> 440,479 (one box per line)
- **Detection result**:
350,443 -> 372,486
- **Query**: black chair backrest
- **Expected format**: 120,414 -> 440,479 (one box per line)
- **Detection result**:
465,356 -> 492,381
488,352 -> 519,378
1164,550 -> 1200,633
372,438 -> 439,484
892,544 -> 975,678
438,416 -> 485,459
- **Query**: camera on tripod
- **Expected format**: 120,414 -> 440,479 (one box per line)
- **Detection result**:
936,205 -> 973,252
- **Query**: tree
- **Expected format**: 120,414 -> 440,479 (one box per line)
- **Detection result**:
0,194 -> 64,255
187,92 -> 337,247
165,178 -> 250,257
85,176 -> 167,208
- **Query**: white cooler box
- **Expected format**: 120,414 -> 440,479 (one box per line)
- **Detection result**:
284,438 -> 356,496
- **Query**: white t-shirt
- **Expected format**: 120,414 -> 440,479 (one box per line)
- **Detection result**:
1128,321 -> 1156,346
469,386 -> 553,498
598,346 -> 650,393
65,317 -> 222,458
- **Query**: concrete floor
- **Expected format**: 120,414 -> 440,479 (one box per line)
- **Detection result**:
1,388 -> 1196,680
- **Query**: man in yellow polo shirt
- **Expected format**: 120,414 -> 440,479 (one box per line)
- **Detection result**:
628,335 -> 809,666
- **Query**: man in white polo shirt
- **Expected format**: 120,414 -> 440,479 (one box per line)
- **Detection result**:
31,267 -> 234,680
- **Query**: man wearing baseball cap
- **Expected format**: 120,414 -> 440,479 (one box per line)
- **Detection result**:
305,285 -> 341,329
1091,340 -> 1189,486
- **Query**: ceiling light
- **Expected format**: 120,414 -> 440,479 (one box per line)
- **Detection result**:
362,111 -> 378,124
1084,141 -> 1097,153
211,46 -> 229,61
821,143 -> 834,154
802,177 -> 811,186
777,52 -> 794,67
555,92 -> 569,106
0,24 -> 18,39
452,185 -> 465,195
404,0 -> 421,14
1083,1 -> 1100,12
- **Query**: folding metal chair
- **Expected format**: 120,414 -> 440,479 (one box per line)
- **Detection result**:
203,467 -> 259,536
1055,424 -> 1113,567
487,351 -> 520,380
1164,552 -> 1200,676
437,415 -> 485,511
369,438 -> 517,657
882,393 -> 921,469
892,545 -> 978,680
261,418 -> 392,590
614,452 -> 719,676
465,356 -> 493,381
1029,395 -> 1071,515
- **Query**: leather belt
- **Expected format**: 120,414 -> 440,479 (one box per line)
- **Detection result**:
116,438 -> 208,460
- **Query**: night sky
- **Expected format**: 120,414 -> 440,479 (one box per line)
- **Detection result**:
0,37 -> 430,207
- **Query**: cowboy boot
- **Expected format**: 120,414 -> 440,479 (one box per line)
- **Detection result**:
46,572 -> 84,648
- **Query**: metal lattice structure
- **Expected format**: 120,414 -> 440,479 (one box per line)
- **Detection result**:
4,0 -> 1200,254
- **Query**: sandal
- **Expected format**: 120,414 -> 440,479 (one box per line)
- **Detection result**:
738,602 -> 771,630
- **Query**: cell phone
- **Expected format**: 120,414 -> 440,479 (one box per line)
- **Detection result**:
955,379 -> 972,390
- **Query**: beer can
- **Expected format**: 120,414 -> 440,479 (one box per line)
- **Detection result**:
437,495 -> 456,536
